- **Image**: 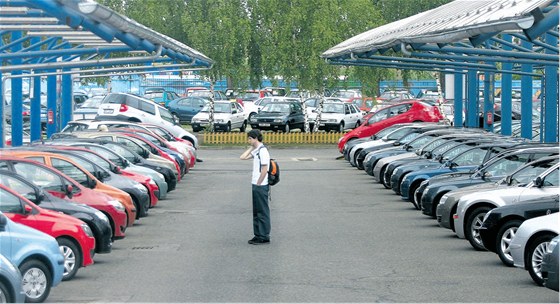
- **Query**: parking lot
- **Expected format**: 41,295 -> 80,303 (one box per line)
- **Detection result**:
48,146 -> 558,303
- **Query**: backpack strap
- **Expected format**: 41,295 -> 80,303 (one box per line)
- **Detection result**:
255,145 -> 268,173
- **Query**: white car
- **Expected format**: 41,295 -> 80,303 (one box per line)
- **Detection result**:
96,93 -> 198,148
510,213 -> 559,286
190,101 -> 247,132
454,161 -> 559,251
309,102 -> 363,132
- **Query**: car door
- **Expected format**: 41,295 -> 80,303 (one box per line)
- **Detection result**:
516,166 -> 560,203
289,102 -> 304,125
232,103 -> 244,127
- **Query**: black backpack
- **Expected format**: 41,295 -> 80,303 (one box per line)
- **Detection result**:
257,146 -> 280,186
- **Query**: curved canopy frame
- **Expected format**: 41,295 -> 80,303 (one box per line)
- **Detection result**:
0,0 -> 214,147
322,0 -> 558,142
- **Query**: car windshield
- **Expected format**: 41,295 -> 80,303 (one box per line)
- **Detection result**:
144,92 -> 163,99
190,91 -> 213,98
262,103 -> 290,113
322,103 -> 344,113
201,103 -> 231,113
332,91 -> 357,98
80,97 -> 104,108
505,160 -> 558,186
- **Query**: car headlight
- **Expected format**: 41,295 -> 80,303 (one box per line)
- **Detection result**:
215,119 -> 224,123
157,173 -> 165,180
274,118 -> 284,122
81,223 -> 94,237
148,178 -> 157,185
94,210 -> 109,223
547,237 -> 559,254
439,194 -> 449,205
108,200 -> 125,211
192,118 -> 199,123
328,119 -> 337,123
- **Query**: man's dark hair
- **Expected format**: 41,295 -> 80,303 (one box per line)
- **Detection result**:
248,129 -> 263,142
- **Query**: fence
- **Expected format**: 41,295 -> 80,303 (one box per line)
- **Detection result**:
202,131 -> 345,145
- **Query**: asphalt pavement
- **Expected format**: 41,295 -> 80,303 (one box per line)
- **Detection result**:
47,146 -> 559,303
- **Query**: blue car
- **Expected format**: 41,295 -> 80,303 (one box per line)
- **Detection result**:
0,212 -> 64,303
0,253 -> 25,303
166,96 -> 208,124
399,143 -> 520,205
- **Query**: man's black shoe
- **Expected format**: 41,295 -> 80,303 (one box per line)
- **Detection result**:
248,237 -> 270,245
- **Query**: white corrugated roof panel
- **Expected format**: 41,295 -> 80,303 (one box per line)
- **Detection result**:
322,0 -> 554,59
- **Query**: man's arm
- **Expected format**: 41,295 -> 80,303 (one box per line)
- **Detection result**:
240,146 -> 254,160
257,163 -> 269,185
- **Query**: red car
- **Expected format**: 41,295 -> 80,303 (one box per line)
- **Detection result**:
0,156 -> 129,240
337,100 -> 444,153
0,184 -> 96,281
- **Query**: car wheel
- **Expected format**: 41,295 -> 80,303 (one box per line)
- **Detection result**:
284,123 -> 290,133
337,122 -> 344,132
0,281 -> 11,303
240,121 -> 247,132
496,219 -> 523,267
133,196 -> 148,218
58,238 -> 81,281
526,233 -> 556,286
19,259 -> 52,303
408,181 -> 422,207
465,206 -> 492,251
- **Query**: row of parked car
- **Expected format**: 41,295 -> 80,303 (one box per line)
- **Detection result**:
339,122 -> 559,292
0,119 -> 197,303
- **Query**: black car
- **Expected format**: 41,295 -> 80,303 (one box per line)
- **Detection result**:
478,195 -> 559,267
253,101 -> 305,132
0,170 -> 113,254
419,145 -> 560,217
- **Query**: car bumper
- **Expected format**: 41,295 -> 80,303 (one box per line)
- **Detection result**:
436,199 -> 456,231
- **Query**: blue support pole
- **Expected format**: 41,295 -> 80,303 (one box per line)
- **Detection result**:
46,74 -> 57,138
29,37 -> 42,142
466,70 -> 478,128
454,73 -> 463,127
520,40 -> 534,140
483,42 -> 495,132
11,31 -> 23,147
0,69 -> 3,148
501,35 -> 513,136
60,44 -> 72,129
30,74 -> 42,142
543,32 -> 559,142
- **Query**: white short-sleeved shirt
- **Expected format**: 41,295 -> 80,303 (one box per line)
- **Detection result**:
251,144 -> 270,185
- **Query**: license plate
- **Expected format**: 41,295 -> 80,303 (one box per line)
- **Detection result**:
259,123 -> 270,127
103,109 -> 114,114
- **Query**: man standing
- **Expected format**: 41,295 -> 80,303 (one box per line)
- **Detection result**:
240,129 -> 271,245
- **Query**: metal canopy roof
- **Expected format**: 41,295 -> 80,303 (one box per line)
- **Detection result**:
321,0 -> 558,75
0,0 -> 214,73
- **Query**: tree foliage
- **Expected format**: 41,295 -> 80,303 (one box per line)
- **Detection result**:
99,0 -> 451,93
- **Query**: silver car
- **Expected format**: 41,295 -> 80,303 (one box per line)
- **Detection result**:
0,253 -> 25,303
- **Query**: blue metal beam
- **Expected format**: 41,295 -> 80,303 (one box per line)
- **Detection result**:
0,46 -> 132,60
524,7 -> 560,41
409,50 -> 556,67
415,44 -> 558,62
0,35 -> 31,52
520,40 -> 534,140
466,71 -> 478,128
454,73 -> 464,127
500,35 -> 513,136
10,31 -> 24,147
543,32 -> 559,142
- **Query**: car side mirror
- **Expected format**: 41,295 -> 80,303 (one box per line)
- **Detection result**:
533,176 -> 544,188
37,192 -> 46,203
65,184 -> 74,198
232,110 -> 237,114
23,204 -> 33,215
88,177 -> 97,188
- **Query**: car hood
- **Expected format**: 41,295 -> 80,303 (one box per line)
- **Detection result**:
193,112 -> 232,120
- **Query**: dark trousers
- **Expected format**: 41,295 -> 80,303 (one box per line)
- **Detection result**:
252,184 -> 270,240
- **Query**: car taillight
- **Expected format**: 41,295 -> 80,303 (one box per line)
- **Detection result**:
22,111 -> 30,116
119,104 -> 128,112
